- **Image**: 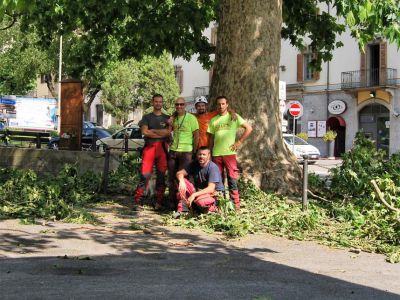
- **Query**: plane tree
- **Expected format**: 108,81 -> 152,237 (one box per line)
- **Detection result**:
1,0 -> 399,192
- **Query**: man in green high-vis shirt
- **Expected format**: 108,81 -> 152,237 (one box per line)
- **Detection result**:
207,96 -> 252,210
168,97 -> 199,209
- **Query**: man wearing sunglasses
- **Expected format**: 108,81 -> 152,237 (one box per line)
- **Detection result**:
168,97 -> 199,209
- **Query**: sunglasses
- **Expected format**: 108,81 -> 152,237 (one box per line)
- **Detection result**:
175,103 -> 185,106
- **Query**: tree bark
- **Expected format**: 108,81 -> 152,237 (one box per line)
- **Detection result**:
45,74 -> 57,98
210,0 -> 301,194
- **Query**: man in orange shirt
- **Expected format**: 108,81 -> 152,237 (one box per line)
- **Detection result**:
193,96 -> 218,149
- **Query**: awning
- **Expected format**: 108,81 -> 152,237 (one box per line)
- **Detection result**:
327,116 -> 346,128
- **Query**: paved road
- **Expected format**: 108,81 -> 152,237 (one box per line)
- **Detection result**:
307,158 -> 342,177
1,202 -> 399,300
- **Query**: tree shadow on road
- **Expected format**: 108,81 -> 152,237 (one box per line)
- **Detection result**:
1,215 -> 400,299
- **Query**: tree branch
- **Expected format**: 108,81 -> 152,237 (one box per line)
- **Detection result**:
0,14 -> 18,30
308,189 -> 332,203
371,179 -> 400,214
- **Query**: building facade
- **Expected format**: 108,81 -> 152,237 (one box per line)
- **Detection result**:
280,30 -> 400,157
174,23 -> 400,157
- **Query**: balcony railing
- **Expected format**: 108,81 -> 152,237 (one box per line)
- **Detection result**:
193,86 -> 209,97
341,68 -> 397,89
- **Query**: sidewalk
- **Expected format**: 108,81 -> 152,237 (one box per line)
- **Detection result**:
1,201 -> 399,299
306,158 -> 342,177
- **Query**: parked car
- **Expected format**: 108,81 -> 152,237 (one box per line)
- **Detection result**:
96,125 -> 144,152
283,134 -> 320,164
48,122 -> 112,150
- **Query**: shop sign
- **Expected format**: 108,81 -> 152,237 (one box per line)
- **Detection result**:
328,100 -> 346,115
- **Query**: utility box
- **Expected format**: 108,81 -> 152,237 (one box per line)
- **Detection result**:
59,80 -> 83,150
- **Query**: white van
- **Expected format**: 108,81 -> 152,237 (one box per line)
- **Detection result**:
96,125 -> 144,152
283,134 -> 320,163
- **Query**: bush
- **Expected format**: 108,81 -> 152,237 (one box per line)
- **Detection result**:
330,132 -> 390,203
296,132 -> 308,141
0,164 -> 101,223
166,137 -> 400,263
107,124 -> 124,134
323,130 -> 337,141
108,152 -> 141,194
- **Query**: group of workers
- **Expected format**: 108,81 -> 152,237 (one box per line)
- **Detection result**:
133,94 -> 252,217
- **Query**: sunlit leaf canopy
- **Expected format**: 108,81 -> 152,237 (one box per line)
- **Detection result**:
1,0 -> 399,71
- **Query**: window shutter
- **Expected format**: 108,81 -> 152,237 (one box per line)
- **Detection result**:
360,46 -> 367,86
312,53 -> 320,81
297,54 -> 303,82
379,41 -> 387,85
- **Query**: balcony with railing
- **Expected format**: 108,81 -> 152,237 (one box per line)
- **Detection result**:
341,68 -> 397,90
193,86 -> 209,97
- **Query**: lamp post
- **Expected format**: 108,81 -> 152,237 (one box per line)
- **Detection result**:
57,35 -> 63,133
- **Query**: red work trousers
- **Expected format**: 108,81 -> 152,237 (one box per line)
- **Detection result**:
134,141 -> 168,205
213,155 -> 240,209
168,151 -> 192,208
176,178 -> 217,213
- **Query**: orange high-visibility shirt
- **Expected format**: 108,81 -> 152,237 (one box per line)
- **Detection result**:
195,111 -> 218,148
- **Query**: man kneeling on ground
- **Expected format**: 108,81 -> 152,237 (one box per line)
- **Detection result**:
174,146 -> 224,218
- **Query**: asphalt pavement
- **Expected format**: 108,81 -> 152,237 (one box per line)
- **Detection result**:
307,158 -> 342,177
1,200 -> 399,300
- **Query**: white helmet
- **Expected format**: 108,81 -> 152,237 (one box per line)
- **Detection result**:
194,96 -> 208,105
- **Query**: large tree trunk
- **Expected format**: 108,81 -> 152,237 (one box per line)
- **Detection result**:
210,0 -> 301,194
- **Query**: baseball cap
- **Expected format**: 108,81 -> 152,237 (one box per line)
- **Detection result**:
194,96 -> 208,105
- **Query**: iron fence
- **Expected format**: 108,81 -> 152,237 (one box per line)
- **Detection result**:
341,68 -> 397,89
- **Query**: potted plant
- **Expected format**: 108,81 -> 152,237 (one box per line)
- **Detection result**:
296,132 -> 308,141
323,130 -> 337,159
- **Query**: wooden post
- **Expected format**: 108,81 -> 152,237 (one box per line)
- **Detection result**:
59,80 -> 83,150
102,147 -> 110,194
36,133 -> 41,149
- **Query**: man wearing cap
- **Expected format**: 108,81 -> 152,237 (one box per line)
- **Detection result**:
193,96 -> 218,150
168,97 -> 199,209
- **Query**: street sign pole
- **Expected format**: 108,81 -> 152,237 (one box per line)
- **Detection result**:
292,115 -> 296,152
288,101 -> 303,152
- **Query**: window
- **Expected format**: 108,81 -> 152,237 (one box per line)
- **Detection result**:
297,49 -> 320,82
40,74 -> 48,84
96,104 -> 103,126
130,127 -> 142,139
303,53 -> 313,81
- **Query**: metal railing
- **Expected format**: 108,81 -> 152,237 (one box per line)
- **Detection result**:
341,68 -> 397,89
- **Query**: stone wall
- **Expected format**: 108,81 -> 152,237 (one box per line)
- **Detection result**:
0,147 -> 122,175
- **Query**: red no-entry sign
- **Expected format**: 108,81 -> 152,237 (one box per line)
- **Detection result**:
289,102 -> 303,117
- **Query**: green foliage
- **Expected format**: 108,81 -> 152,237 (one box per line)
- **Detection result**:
0,17 -> 53,95
101,53 -> 179,124
329,132 -> 391,201
0,164 -> 101,223
1,0 -> 399,81
296,132 -> 308,141
107,124 -> 124,134
323,130 -> 337,142
101,59 -> 140,124
108,152 -> 141,194
166,176 -> 400,263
